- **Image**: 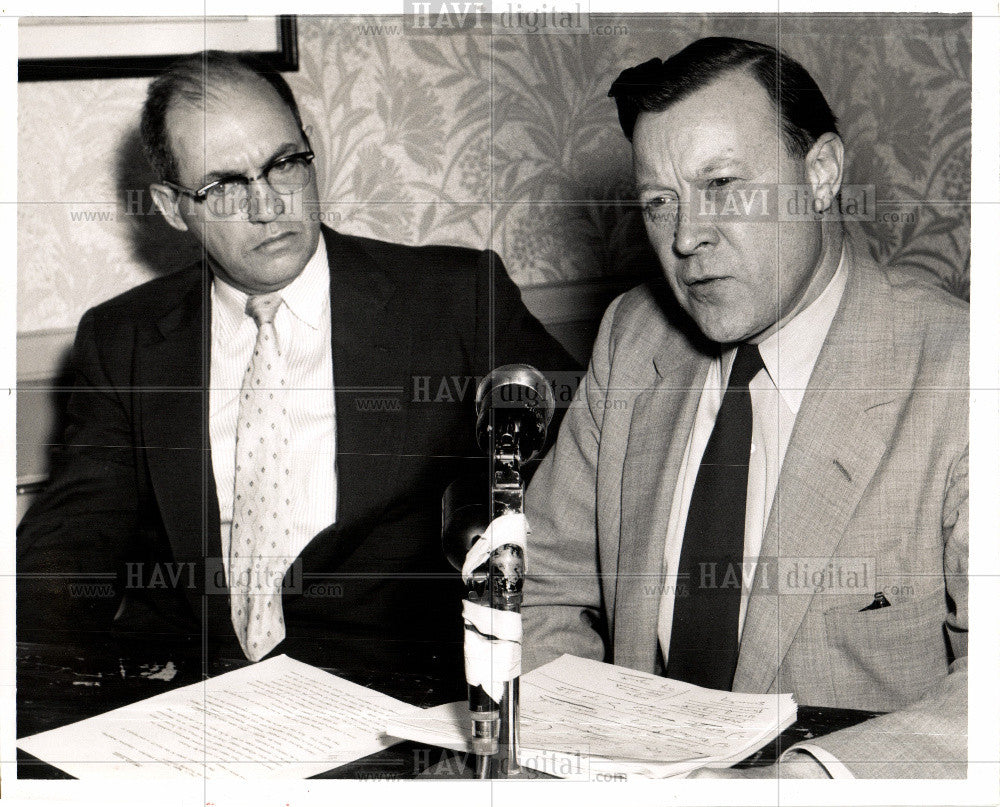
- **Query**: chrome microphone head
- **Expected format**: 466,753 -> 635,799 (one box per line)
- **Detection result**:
474,364 -> 555,463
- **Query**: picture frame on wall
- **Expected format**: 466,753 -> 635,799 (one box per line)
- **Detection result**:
18,15 -> 298,81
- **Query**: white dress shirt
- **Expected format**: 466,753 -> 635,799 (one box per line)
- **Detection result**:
657,249 -> 849,657
210,237 -> 337,579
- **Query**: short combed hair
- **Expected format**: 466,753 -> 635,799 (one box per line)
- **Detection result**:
608,37 -> 839,157
140,50 -> 304,182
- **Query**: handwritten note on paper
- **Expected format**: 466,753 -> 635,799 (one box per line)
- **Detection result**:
518,655 -> 796,766
17,655 -> 424,779
385,654 -> 796,779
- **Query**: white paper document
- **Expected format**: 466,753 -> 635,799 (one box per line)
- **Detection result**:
387,654 -> 797,779
18,654 -> 424,779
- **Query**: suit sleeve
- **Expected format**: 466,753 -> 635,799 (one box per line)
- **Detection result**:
520,296 -> 626,672
788,446 -> 969,778
17,308 -> 141,638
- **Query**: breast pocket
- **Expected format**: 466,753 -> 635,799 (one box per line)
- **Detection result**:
823,592 -> 949,711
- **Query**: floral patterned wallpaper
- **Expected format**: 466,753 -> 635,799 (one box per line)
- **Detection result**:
17,13 -> 971,334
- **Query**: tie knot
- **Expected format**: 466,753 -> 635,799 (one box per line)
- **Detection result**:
246,293 -> 283,327
727,343 -> 764,388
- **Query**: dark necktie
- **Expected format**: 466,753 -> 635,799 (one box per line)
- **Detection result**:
666,343 -> 764,689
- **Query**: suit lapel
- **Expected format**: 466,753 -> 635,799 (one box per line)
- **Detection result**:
137,231 -> 414,614
613,324 -> 711,672
134,230 -> 417,623
734,248 -> 900,693
136,268 -> 219,620
317,227 -> 412,543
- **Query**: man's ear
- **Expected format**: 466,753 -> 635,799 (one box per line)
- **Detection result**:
804,132 -> 845,214
302,123 -> 317,157
149,183 -> 189,232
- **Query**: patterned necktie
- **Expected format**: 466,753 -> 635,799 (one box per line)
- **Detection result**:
666,343 -> 764,689
229,292 -> 292,662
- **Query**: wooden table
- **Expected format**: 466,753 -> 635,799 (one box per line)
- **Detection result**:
16,637 -> 880,780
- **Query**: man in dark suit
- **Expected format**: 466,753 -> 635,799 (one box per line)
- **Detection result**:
17,51 -> 575,678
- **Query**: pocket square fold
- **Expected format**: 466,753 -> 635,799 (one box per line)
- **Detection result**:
859,591 -> 891,611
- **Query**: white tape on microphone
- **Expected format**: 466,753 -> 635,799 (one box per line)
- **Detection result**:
463,600 -> 522,703
462,513 -> 528,704
461,512 -> 528,583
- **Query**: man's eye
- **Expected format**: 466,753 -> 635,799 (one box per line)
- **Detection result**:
642,196 -> 675,210
706,177 -> 737,189
203,178 -> 246,199
270,158 -> 298,175
641,196 -> 679,222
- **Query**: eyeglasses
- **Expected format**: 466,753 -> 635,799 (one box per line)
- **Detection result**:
163,134 -> 315,209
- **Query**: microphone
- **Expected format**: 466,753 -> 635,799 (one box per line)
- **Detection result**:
474,364 -> 555,465
441,364 -> 554,778
444,365 -> 554,569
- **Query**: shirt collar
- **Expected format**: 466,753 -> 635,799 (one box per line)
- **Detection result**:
280,235 -> 329,329
212,235 -> 329,330
722,244 -> 849,414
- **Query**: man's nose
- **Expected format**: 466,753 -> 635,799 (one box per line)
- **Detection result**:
245,177 -> 285,223
673,203 -> 718,256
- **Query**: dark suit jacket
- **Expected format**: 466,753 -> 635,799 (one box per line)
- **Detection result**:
18,226 -> 577,675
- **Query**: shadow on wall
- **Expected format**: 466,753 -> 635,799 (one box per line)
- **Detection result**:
115,127 -> 202,277
17,352 -> 74,523
18,130 -> 200,514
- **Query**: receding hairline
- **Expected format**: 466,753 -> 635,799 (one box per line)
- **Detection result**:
161,71 -> 300,178
141,50 -> 304,182
165,68 -> 288,121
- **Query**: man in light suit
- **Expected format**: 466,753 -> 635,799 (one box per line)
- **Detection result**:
522,38 -> 968,778
17,51 -> 575,685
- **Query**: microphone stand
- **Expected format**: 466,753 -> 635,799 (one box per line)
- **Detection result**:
451,429 -> 525,778
481,425 -> 525,777
442,365 -> 552,779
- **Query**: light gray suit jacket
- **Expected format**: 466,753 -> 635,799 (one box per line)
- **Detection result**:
522,242 -> 968,777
